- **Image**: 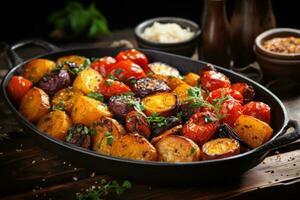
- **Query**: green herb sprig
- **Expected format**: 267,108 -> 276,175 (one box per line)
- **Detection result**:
76,179 -> 131,200
147,113 -> 167,127
87,91 -> 104,102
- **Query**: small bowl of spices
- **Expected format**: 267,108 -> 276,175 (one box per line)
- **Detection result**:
134,17 -> 200,57
254,28 -> 300,79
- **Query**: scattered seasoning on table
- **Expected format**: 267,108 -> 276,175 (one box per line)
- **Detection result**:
15,149 -> 23,152
32,160 -> 36,164
73,177 -> 78,181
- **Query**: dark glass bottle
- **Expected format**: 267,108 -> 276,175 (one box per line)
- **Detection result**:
231,0 -> 276,67
199,0 -> 231,68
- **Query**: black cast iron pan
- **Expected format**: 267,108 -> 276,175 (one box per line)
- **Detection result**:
1,40 -> 300,185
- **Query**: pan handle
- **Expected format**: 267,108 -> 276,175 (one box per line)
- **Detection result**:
6,40 -> 60,69
256,120 -> 300,154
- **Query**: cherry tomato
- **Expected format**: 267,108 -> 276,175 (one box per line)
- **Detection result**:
98,79 -> 132,97
91,56 -> 116,77
7,76 -> 33,104
126,111 -> 151,139
231,83 -> 255,104
219,99 -> 243,127
206,88 -> 243,104
116,49 -> 150,72
182,112 -> 219,145
200,70 -> 231,92
243,101 -> 271,124
107,60 -> 146,81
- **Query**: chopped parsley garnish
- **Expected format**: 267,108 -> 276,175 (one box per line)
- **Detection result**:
114,68 -> 123,75
52,99 -> 64,111
104,79 -> 114,86
83,58 -> 91,68
105,131 -> 113,145
147,113 -> 167,127
108,74 -> 117,80
190,147 -> 196,155
87,91 -> 104,101
129,78 -> 137,84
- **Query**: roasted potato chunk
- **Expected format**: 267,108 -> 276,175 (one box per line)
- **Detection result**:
142,92 -> 178,116
151,74 -> 185,90
56,55 -> 87,67
172,83 -> 192,104
151,125 -> 182,146
73,68 -> 103,95
131,77 -> 170,97
111,133 -> 157,161
92,117 -> 126,155
202,138 -> 240,160
52,87 -> 83,114
37,110 -> 72,141
71,96 -> 112,126
234,115 -> 273,148
183,72 -> 200,87
19,87 -> 50,123
155,135 -> 201,162
22,59 -> 56,83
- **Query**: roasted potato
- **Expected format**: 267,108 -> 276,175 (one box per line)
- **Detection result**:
71,96 -> 112,126
108,95 -> 140,119
142,92 -> 178,116
111,133 -> 157,161
19,87 -> 50,123
202,138 -> 240,160
155,135 -> 201,162
131,77 -> 170,97
233,115 -> 273,148
126,111 -> 151,139
57,55 -> 87,67
38,69 -> 71,96
183,72 -> 200,87
151,74 -> 185,90
92,117 -> 126,155
151,125 -> 182,146
22,59 -> 56,83
37,110 -> 72,141
172,83 -> 192,104
52,87 -> 83,114
73,68 -> 103,95
148,62 -> 180,77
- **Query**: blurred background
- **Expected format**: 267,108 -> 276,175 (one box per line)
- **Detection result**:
0,0 -> 299,43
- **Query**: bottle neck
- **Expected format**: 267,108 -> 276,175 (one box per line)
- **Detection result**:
205,0 -> 227,17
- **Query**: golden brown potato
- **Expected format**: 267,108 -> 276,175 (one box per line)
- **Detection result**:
142,92 -> 178,116
172,83 -> 192,104
73,68 -> 103,95
19,87 -> 50,123
92,117 -> 126,155
151,125 -> 182,146
52,87 -> 83,114
234,115 -> 273,148
183,72 -> 200,87
202,138 -> 240,160
111,133 -> 157,161
22,59 -> 56,83
71,96 -> 112,126
151,74 -> 185,90
56,55 -> 86,66
37,110 -> 72,141
155,135 -> 201,162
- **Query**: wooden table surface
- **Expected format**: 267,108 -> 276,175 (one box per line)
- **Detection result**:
1,33 -> 300,200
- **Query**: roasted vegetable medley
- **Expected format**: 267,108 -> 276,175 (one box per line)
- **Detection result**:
7,49 -> 274,162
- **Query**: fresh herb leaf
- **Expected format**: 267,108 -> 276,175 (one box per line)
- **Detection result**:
114,68 -> 123,75
105,131 -> 113,145
190,147 -> 196,155
52,99 -> 64,111
187,86 -> 202,98
147,113 -> 167,127
108,74 -> 117,80
87,91 -> 104,101
129,78 -> 137,84
104,79 -> 113,86
76,179 -> 132,200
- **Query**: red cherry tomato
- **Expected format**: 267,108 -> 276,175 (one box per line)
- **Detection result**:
107,60 -> 146,81
98,79 -> 132,97
200,70 -> 231,92
231,82 -> 255,104
243,101 -> 271,124
91,56 -> 116,77
182,112 -> 219,145
219,99 -> 243,127
7,76 -> 33,104
116,49 -> 150,72
206,88 -> 243,104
